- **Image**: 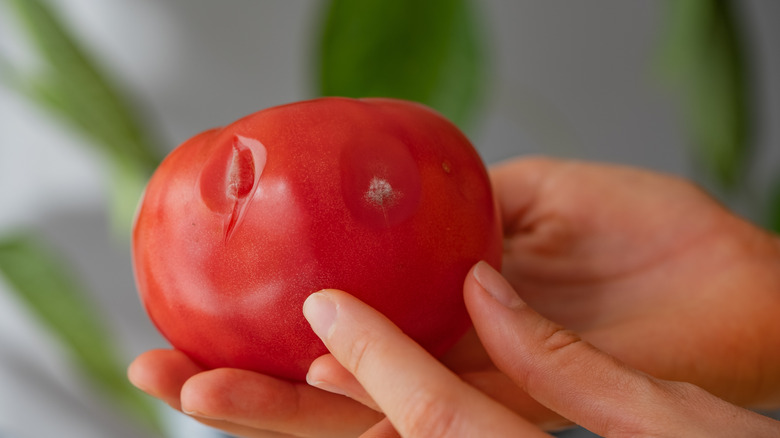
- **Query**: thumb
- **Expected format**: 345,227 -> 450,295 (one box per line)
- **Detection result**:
463,261 -> 777,437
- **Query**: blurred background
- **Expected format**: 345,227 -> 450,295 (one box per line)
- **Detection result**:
0,1 -> 778,437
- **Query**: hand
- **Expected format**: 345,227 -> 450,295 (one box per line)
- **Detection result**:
128,156 -> 780,436
488,157 -> 780,409
302,262 -> 780,437
127,349 -> 383,437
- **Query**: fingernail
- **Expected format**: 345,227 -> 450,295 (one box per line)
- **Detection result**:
473,261 -> 523,308
181,408 -> 221,420
303,291 -> 338,339
306,375 -> 348,398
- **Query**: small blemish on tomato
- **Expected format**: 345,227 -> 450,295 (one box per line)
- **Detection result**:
442,160 -> 452,174
364,177 -> 401,208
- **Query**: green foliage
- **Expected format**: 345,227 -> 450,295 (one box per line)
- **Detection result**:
1,0 -> 166,433
316,0 -> 488,130
659,0 -> 750,188
0,233 -> 163,435
3,0 -> 163,233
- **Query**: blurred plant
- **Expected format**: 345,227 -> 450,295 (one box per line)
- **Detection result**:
659,0 -> 778,232
0,0 -> 164,434
1,0 -> 164,233
0,233 -> 163,434
660,0 -> 750,188
316,0 -> 488,131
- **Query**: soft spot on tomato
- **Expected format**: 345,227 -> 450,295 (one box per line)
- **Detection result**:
340,136 -> 421,228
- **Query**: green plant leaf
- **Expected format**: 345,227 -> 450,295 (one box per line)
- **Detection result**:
659,0 -> 751,188
3,0 -> 163,231
0,232 -> 164,435
316,0 -> 488,130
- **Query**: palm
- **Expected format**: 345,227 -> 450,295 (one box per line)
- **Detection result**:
466,158 -> 780,410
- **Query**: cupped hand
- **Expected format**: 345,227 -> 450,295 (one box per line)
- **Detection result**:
128,348 -> 383,437
302,262 -> 780,437
489,157 -> 780,408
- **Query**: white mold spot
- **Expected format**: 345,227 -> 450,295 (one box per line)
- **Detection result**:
364,177 -> 400,208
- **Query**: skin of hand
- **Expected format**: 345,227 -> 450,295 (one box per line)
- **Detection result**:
487,157 -> 780,410
128,156 -> 780,436
302,261 -> 780,437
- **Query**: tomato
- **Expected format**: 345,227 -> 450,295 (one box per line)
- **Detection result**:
132,97 -> 502,381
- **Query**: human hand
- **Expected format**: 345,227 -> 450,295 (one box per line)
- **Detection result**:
301,262 -> 780,437
127,348 -> 384,437
489,157 -> 780,409
128,156 -> 780,436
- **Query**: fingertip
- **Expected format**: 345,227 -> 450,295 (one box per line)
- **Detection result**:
126,349 -> 204,408
307,354 -> 379,411
305,354 -> 339,387
472,261 -> 525,308
127,352 -> 152,393
304,291 -> 339,340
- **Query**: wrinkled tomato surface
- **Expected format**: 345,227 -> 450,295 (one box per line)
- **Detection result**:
132,97 -> 502,381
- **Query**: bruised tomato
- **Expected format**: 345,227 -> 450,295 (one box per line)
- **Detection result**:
132,97 -> 502,381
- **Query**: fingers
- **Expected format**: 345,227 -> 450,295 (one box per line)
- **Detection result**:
129,349 -> 383,438
457,370 -> 569,431
488,156 -> 564,233
464,261 -> 780,436
303,290 -> 549,438
307,326 -> 569,431
307,354 -> 379,411
180,368 -> 382,438
128,349 -> 204,410
360,418 -> 401,438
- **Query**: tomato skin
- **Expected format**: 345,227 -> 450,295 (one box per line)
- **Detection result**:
132,97 -> 502,381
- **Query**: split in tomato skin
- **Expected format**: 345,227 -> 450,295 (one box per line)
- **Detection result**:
132,97 -> 502,381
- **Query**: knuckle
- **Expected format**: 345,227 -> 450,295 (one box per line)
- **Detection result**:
539,324 -> 583,354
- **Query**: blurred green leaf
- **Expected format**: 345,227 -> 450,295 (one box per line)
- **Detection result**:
0,232 -> 164,435
316,0 -> 488,130
3,0 -> 163,232
659,0 -> 750,188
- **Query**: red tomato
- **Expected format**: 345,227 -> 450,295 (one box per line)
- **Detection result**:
132,97 -> 502,381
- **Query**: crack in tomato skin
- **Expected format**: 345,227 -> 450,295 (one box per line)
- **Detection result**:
224,140 -> 255,242
227,141 -> 256,200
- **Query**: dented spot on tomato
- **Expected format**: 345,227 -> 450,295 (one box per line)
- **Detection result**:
340,136 -> 421,228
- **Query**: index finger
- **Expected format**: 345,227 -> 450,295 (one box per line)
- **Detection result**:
303,289 -> 548,438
